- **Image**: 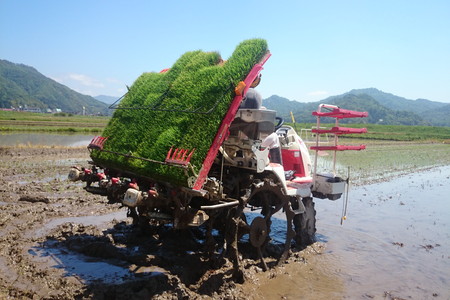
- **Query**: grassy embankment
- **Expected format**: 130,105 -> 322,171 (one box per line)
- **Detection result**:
311,141 -> 450,185
2,110 -> 449,183
291,122 -> 450,143
294,122 -> 450,185
3,111 -> 450,142
0,111 -> 109,133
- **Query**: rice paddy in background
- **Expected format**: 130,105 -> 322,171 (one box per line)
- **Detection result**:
312,140 -> 450,185
0,111 -> 107,133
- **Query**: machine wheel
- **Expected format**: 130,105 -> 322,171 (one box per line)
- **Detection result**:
249,217 -> 267,248
293,197 -> 317,247
249,216 -> 268,271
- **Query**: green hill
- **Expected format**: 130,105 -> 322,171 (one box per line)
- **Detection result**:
343,88 -> 446,113
264,89 -> 449,126
263,95 -> 308,117
0,59 -> 109,114
264,94 -> 426,125
325,94 -> 427,125
95,95 -> 119,105
330,88 -> 449,126
1,58 -> 448,126
420,103 -> 450,127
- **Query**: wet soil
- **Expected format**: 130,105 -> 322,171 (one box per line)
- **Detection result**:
0,147 -> 326,299
0,146 -> 448,299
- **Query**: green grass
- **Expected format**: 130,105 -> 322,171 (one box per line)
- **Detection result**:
312,140 -> 450,185
299,121 -> 450,185
3,107 -> 449,142
91,39 -> 269,186
350,124 -> 450,141
292,122 -> 450,142
0,110 -> 109,123
0,126 -> 103,133
0,110 -> 109,132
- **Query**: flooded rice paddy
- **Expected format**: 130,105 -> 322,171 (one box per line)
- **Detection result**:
0,143 -> 449,299
239,165 -> 449,299
28,167 -> 450,299
308,165 -> 449,299
0,132 -> 94,147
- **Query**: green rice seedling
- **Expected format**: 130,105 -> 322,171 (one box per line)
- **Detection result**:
91,39 -> 269,186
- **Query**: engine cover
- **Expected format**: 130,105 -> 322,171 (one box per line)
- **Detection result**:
68,168 -> 82,182
123,188 -> 143,207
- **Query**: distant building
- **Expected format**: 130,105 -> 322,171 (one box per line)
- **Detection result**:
23,107 -> 42,113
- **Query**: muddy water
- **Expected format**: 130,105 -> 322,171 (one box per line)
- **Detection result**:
10,146 -> 448,299
33,211 -> 125,238
0,132 -> 94,147
256,165 -> 450,299
30,166 -> 450,299
30,211 -> 168,285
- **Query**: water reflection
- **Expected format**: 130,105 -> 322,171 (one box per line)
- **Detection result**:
244,166 -> 450,299
315,165 -> 450,299
0,133 -> 94,147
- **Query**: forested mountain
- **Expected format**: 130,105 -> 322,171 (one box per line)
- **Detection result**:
264,89 -> 449,126
95,95 -> 120,105
325,93 -> 426,125
336,88 -> 447,114
420,103 -> 450,127
263,95 -> 309,117
0,59 -> 109,114
1,58 -> 448,125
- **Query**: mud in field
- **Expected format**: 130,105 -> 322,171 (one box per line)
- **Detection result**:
0,146 -> 449,299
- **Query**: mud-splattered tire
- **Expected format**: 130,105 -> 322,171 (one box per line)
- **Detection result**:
293,197 -> 316,247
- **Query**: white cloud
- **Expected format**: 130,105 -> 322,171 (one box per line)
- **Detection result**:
49,72 -> 127,97
49,76 -> 63,83
68,73 -> 104,88
106,77 -> 122,84
80,89 -> 94,95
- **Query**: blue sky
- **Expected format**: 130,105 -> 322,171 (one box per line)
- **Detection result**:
1,0 -> 449,103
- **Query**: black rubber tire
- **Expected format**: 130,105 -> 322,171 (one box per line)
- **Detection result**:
293,197 -> 317,247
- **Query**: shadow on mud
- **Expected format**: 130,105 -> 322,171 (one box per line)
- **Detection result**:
29,214 -> 305,298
